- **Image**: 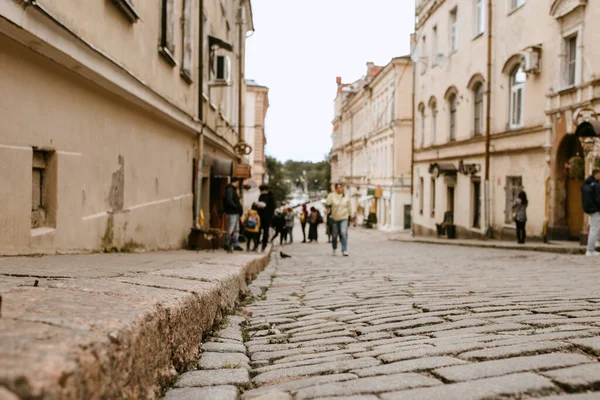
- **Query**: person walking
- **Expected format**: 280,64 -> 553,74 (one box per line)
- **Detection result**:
300,204 -> 309,243
257,184 -> 275,251
308,207 -> 322,243
326,210 -> 333,243
512,191 -> 528,244
582,169 -> 600,256
285,208 -> 295,244
242,203 -> 261,252
223,179 -> 243,252
326,183 -> 352,256
270,210 -> 285,244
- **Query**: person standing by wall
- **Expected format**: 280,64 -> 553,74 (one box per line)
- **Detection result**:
326,183 -> 352,256
258,184 -> 275,252
581,169 -> 600,256
223,179 -> 244,252
512,191 -> 528,244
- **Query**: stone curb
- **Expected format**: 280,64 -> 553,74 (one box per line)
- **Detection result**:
389,237 -> 585,255
0,248 -> 272,399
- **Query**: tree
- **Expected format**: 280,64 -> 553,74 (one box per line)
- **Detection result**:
283,155 -> 332,193
266,156 -> 291,207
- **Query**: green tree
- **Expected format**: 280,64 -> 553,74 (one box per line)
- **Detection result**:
266,156 -> 291,207
283,155 -> 332,193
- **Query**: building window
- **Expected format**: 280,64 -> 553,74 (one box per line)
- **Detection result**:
432,25 -> 438,66
421,35 -> 428,74
431,178 -> 436,217
449,94 -> 457,141
160,0 -> 176,66
419,104 -> 426,147
505,176 -> 523,224
472,179 -> 481,229
474,83 -> 484,136
475,0 -> 485,35
564,34 -> 578,87
510,0 -> 526,11
181,0 -> 193,82
509,65 -> 525,129
419,178 -> 425,215
31,150 -> 55,230
431,101 -> 437,144
450,8 -> 458,52
110,0 -> 140,23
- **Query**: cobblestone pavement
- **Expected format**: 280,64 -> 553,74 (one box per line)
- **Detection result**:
164,228 -> 600,400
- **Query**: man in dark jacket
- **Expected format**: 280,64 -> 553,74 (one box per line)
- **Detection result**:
582,169 -> 600,256
223,179 -> 243,252
257,184 -> 276,251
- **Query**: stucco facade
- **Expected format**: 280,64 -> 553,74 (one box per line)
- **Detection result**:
331,58 -> 413,231
412,0 -> 600,241
0,0 -> 254,255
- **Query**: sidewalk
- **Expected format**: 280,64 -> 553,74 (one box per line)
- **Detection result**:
0,248 -> 270,399
389,232 -> 586,255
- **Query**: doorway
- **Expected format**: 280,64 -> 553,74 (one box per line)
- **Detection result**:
554,134 -> 584,240
447,186 -> 455,216
404,205 -> 411,230
472,179 -> 481,229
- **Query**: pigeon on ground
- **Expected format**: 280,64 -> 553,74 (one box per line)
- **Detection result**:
280,251 -> 292,259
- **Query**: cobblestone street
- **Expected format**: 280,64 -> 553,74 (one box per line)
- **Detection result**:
166,228 -> 600,400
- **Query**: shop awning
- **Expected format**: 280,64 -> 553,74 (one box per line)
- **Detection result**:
429,163 -> 457,177
211,158 -> 233,178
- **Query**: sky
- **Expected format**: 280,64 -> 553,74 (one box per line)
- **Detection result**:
245,0 -> 415,163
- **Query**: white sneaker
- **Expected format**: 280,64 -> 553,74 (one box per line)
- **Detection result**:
585,250 -> 600,256
342,251 -> 349,257
332,249 -> 337,256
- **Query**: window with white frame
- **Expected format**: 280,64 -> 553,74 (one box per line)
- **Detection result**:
450,8 -> 458,52
509,65 -> 525,129
564,34 -> 578,87
475,0 -> 485,36
510,0 -> 526,11
419,178 -> 425,214
419,104 -> 425,147
474,83 -> 484,136
431,101 -> 437,144
181,0 -> 193,82
449,94 -> 457,141
421,35 -> 428,74
432,25 -> 439,66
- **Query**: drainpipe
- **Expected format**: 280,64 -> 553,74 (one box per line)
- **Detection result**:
410,65 -> 416,236
237,0 -> 245,206
483,0 -> 493,236
194,0 -> 204,230
194,125 -> 204,229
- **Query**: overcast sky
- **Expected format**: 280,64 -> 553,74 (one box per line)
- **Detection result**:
245,0 -> 415,163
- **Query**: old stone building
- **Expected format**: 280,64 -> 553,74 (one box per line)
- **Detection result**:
331,58 -> 413,231
0,0 -> 254,255
412,0 -> 600,241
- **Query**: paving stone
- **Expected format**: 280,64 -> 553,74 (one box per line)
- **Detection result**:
290,330 -> 355,343
272,349 -> 356,364
352,356 -> 467,377
175,369 -> 250,388
429,322 -> 526,337
254,354 -> 354,374
163,386 -> 238,400
198,352 -> 251,370
571,337 -> 600,356
459,341 -> 570,360
247,392 -> 293,400
394,319 -> 488,336
435,352 -> 593,382
356,317 -> 446,334
543,363 -> 600,389
251,345 -> 347,361
253,357 -> 381,385
295,373 -> 440,400
357,332 -> 392,341
379,372 -> 556,400
313,396 -> 380,400
538,393 -> 600,400
202,342 -> 247,354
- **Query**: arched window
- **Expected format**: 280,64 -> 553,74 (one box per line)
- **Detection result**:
429,98 -> 437,145
449,94 -> 457,141
474,83 -> 484,136
509,65 -> 525,129
418,103 -> 426,147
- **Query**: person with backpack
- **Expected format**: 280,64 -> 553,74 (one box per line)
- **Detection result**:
242,203 -> 261,252
223,178 -> 243,252
581,169 -> 600,256
512,191 -> 528,244
326,183 -> 352,256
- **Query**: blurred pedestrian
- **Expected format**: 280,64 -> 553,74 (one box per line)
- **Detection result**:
582,169 -> 600,256
257,184 -> 275,251
512,190 -> 528,244
326,183 -> 352,256
242,203 -> 261,251
300,204 -> 309,243
285,207 -> 295,243
308,207 -> 322,243
223,178 -> 243,252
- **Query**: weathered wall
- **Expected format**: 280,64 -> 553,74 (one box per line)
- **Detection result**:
0,34 -> 194,255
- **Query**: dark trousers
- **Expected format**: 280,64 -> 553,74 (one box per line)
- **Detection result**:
301,222 -> 307,242
260,218 -> 272,250
246,231 -> 259,251
516,221 -> 526,244
280,229 -> 288,245
308,223 -> 318,242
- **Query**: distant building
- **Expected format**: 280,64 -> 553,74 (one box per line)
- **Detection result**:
331,58 -> 414,231
0,0 -> 254,254
243,80 -> 269,209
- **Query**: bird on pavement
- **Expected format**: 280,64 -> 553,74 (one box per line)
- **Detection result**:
280,251 -> 292,259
